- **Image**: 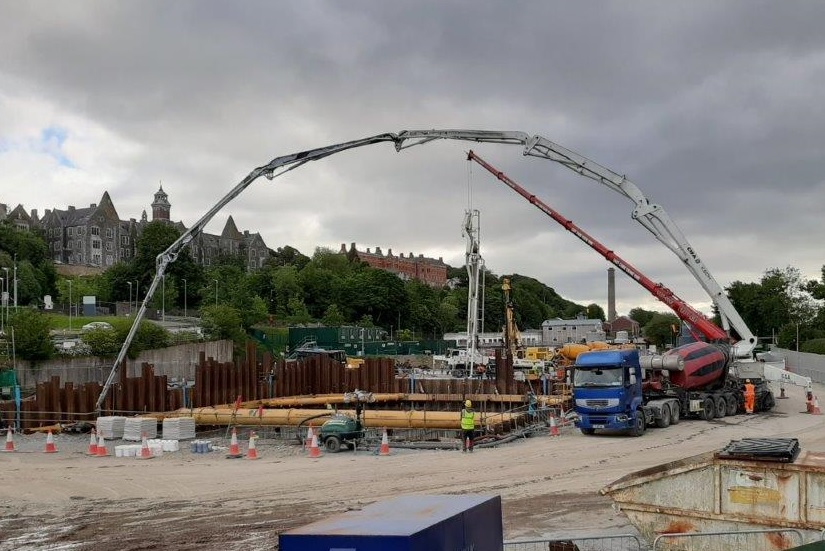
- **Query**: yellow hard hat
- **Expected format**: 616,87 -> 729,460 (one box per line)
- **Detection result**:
745,379 -> 751,383
465,400 -> 472,408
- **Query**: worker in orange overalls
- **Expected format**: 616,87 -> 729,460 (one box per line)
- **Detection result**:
744,379 -> 756,414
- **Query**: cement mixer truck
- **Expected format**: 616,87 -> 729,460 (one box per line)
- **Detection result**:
572,344 -> 774,436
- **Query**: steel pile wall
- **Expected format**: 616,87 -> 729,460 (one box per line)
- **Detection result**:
1,342 -> 565,429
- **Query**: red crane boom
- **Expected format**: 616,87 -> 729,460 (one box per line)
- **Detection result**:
466,150 -> 729,343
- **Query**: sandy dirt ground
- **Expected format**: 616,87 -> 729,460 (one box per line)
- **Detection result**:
1,381 -> 824,550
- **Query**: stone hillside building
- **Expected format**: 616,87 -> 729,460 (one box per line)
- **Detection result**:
340,242 -> 448,288
3,185 -> 270,272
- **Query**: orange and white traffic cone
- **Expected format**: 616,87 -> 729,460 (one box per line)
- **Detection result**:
87,429 -> 98,455
813,397 -> 822,415
4,428 -> 15,452
379,428 -> 390,456
227,427 -> 242,458
44,430 -> 58,453
549,415 -> 560,437
308,433 -> 321,458
137,432 -> 154,460
246,431 -> 259,460
304,426 -> 314,449
96,434 -> 108,457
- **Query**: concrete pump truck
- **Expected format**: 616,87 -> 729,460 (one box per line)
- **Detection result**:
96,128 -> 811,419
466,150 -> 812,436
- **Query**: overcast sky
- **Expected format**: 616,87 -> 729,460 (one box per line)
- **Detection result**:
2,1 -> 824,325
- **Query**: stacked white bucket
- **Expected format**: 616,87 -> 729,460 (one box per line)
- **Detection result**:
114,439 -> 180,458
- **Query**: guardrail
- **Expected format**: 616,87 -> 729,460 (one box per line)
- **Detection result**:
652,528 -> 804,550
504,533 -> 644,550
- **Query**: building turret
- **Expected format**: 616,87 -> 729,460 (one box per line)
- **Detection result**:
151,184 -> 171,221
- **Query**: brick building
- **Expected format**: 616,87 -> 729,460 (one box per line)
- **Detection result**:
340,243 -> 448,288
2,185 -> 270,272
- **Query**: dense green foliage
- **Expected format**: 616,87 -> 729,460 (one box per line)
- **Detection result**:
0,222 -> 57,307
9,308 -> 53,362
3,216 -> 825,355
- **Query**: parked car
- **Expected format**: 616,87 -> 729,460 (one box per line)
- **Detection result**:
81,322 -> 114,333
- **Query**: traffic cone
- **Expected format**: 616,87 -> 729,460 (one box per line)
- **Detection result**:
227,427 -> 243,458
246,431 -> 259,460
308,433 -> 321,458
813,397 -> 822,416
379,428 -> 390,456
4,428 -> 15,452
549,414 -> 560,436
137,432 -> 154,460
96,434 -> 108,457
304,426 -> 314,449
44,430 -> 58,453
87,429 -> 98,455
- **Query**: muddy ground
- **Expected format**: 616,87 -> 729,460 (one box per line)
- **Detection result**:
1,382 -> 823,550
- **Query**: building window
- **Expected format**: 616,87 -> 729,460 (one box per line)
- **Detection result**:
106,228 -> 113,238
92,240 -> 101,249
68,227 -> 74,236
106,255 -> 113,266
106,242 -> 113,252
78,254 -> 83,263
91,226 -> 100,236
93,254 -> 101,265
121,235 -> 129,245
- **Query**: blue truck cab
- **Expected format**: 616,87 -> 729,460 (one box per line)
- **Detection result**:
573,349 -> 647,436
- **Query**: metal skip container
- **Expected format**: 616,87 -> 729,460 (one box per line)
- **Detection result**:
601,439 -> 825,548
279,494 -> 503,551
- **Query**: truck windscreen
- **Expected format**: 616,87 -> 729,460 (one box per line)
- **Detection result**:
573,367 -> 624,387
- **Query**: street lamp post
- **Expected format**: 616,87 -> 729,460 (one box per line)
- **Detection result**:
796,323 -> 800,353
214,279 -> 218,307
182,278 -> 187,318
68,280 -> 73,332
12,260 -> 17,312
360,328 -> 365,357
162,274 -> 165,322
134,280 -> 139,313
127,282 -> 132,316
0,277 -> 4,333
1,267 -> 7,326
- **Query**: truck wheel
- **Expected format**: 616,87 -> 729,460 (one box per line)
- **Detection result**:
760,392 -> 776,412
714,396 -> 727,419
630,415 -> 646,437
700,397 -> 716,420
325,436 -> 342,453
670,402 -> 682,425
580,428 -> 596,435
724,393 -> 738,416
655,405 -> 671,428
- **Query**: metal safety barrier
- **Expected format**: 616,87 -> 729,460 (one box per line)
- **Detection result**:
652,528 -> 804,551
504,533 -> 644,551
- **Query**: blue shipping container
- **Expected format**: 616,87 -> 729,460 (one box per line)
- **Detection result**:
279,494 -> 503,551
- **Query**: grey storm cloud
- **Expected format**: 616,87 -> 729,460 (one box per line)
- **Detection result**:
1,0 -> 824,319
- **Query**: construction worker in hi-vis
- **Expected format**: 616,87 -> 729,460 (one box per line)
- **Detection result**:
461,399 -> 476,452
744,379 -> 756,414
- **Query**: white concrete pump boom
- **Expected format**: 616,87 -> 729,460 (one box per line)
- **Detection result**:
95,129 -> 757,410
